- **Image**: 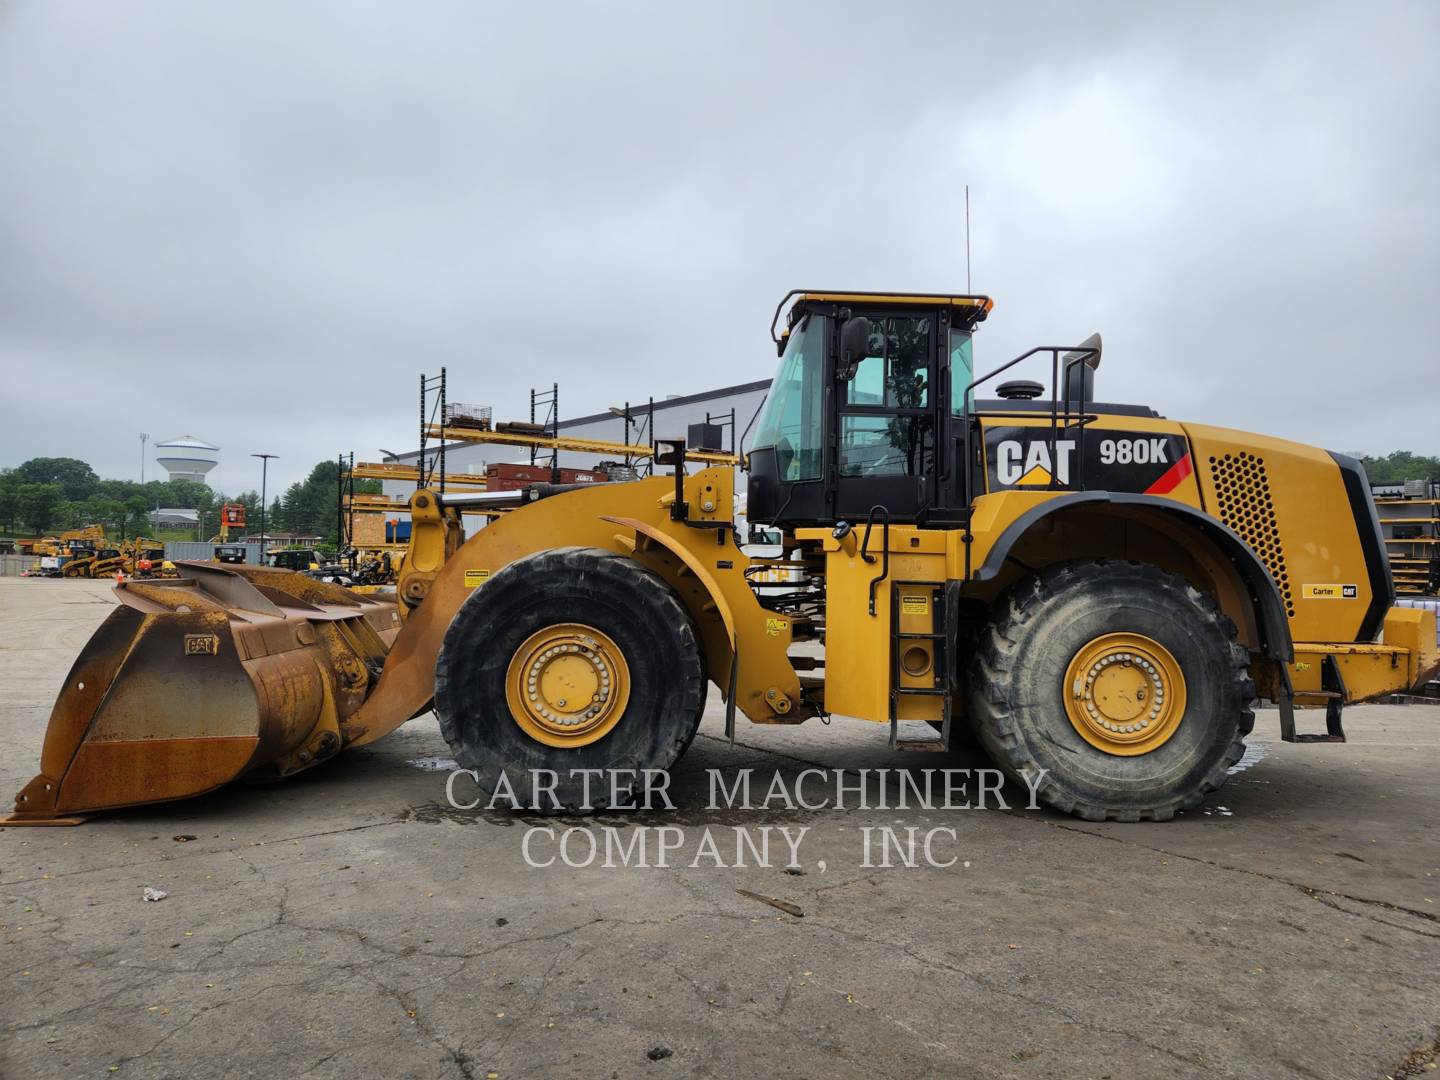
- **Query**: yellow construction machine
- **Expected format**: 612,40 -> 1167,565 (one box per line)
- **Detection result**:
25,525 -> 107,560
59,537 -> 172,580
59,545 -> 123,579
8,291 -> 1437,825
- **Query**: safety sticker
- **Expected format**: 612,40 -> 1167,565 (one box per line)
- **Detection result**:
1301,584 -> 1357,599
900,595 -> 930,615
184,634 -> 220,656
765,617 -> 788,636
464,569 -> 491,588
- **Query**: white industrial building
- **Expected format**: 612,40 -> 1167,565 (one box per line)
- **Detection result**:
381,379 -> 770,505
149,508 -> 200,528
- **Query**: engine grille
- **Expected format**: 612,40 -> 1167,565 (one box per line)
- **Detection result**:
1208,452 -> 1294,619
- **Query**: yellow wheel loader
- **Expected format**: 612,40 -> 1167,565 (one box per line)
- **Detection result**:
8,291 -> 1438,825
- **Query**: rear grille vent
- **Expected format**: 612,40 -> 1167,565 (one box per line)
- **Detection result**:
1208,452 -> 1294,618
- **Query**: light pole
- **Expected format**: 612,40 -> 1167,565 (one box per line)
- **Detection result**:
139,433 -> 148,484
251,453 -> 277,561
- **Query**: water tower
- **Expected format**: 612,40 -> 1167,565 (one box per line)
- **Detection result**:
154,435 -> 220,485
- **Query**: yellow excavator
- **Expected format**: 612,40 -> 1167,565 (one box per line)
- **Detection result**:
8,291 -> 1437,825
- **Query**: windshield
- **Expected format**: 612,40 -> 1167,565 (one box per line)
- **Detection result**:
751,315 -> 825,481
949,330 -> 974,413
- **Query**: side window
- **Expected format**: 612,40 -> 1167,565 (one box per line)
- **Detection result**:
949,331 -> 974,413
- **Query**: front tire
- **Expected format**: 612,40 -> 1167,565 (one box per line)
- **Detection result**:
435,546 -> 706,812
969,561 -> 1254,822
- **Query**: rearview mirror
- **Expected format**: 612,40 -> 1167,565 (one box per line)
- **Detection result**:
838,315 -> 873,380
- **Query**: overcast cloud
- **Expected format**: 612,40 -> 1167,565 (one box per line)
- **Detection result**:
1,1 -> 1436,493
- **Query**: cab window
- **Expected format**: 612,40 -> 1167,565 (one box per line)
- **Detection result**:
751,315 -> 825,481
838,415 -> 932,477
837,314 -> 934,478
949,330 -> 974,413
844,317 -> 930,408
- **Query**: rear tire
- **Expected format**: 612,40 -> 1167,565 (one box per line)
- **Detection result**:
435,546 -> 706,812
968,561 -> 1254,822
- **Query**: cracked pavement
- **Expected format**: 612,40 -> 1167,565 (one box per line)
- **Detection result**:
2,577 -> 1439,1079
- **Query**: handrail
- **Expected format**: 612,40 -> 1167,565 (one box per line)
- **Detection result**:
860,504 -> 891,616
959,344 -> 1100,504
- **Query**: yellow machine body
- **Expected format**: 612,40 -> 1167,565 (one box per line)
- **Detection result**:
804,416 -> 1434,726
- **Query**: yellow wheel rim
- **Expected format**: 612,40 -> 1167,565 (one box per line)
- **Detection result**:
1063,632 -> 1187,756
504,623 -> 631,748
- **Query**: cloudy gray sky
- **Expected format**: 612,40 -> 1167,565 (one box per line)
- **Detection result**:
1,1 -> 1436,494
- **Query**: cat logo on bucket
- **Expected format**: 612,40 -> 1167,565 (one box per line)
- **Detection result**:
184,634 -> 220,656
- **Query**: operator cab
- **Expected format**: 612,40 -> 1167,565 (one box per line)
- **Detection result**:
746,291 -> 1112,528
747,292 -> 992,526
266,549 -> 321,572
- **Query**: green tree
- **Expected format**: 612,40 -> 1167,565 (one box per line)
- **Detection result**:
0,470 -> 20,534
278,482 -> 305,533
237,490 -> 261,521
15,457 -> 100,502
17,482 -> 64,534
85,497 -> 127,533
1358,451 -> 1440,485
123,496 -> 150,539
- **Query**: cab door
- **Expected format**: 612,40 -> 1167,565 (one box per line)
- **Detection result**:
834,312 -> 939,522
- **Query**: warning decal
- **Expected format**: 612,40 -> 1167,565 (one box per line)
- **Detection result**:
463,569 -> 491,588
900,595 -> 930,615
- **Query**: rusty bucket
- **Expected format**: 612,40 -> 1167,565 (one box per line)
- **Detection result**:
6,562 -> 400,824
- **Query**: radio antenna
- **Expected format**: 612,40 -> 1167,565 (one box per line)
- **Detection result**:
965,184 -> 972,292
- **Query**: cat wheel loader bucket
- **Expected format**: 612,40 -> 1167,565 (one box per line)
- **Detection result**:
5,562 -> 401,825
